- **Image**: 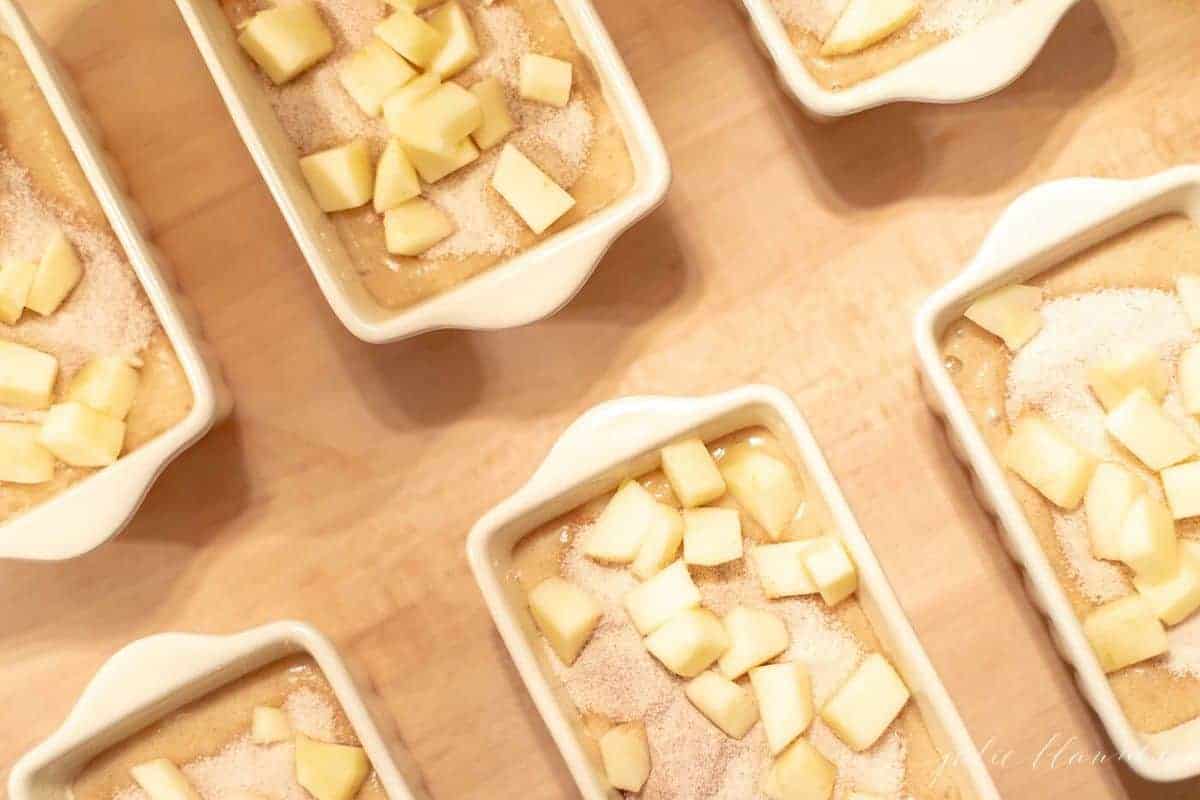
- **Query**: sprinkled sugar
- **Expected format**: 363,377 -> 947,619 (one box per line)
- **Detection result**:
769,0 -> 1016,40
0,149 -> 157,419
911,0 -> 1016,35
1005,289 -> 1200,675
549,516 -> 907,799
459,2 -> 528,84
1167,612 -> 1200,679
1006,289 -> 1199,458
284,686 -> 339,740
111,688 -> 341,800
264,0 -> 388,153
177,742 -> 309,800
769,0 -> 847,38
251,0 -> 596,260
1052,510 -> 1129,605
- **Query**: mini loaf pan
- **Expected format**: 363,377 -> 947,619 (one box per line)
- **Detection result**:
914,166 -> 1200,782
0,0 -> 231,562
174,0 -> 671,344
8,621 -> 430,800
466,384 -> 1000,798
734,0 -> 1081,119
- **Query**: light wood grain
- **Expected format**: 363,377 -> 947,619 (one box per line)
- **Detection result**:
2,1 -> 1199,798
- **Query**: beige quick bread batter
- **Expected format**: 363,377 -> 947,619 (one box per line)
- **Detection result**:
0,35 -> 192,524
72,655 -> 388,800
941,215 -> 1200,736
222,0 -> 635,311
510,426 -> 966,799
768,0 -> 1021,91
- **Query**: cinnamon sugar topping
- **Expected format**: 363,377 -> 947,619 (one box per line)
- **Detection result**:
769,0 -> 1016,40
1004,289 -> 1200,680
111,688 -> 346,800
1005,290 -> 1199,608
548,509 -> 908,799
247,0 -> 596,260
0,149 -> 156,405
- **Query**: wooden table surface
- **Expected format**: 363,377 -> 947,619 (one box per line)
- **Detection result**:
2,0 -> 1199,797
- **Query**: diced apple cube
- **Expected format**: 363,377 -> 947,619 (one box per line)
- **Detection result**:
1178,275 -> 1200,329
623,560 -> 701,635
631,503 -> 685,580
491,144 -> 575,234
384,198 -> 454,256
752,541 -> 819,598
294,735 -> 370,800
643,608 -> 730,678
1163,461 -> 1200,521
519,53 -> 572,107
130,759 -> 202,800
337,38 -> 417,117
0,423 -> 54,484
762,737 -> 836,800
28,232 -> 83,316
67,356 -> 140,420
962,284 -> 1043,351
1084,594 -> 1168,673
1106,389 -> 1197,471
373,140 -> 421,213
0,340 -> 58,410
1180,345 -> 1200,415
718,606 -> 788,680
683,507 -> 743,567
252,705 -> 292,744
406,137 -> 480,184
661,438 -> 726,507
1084,463 -> 1145,561
0,260 -> 36,324
599,721 -> 651,793
801,537 -> 858,607
719,447 -> 802,539
300,140 -> 374,213
586,480 -> 659,564
237,3 -> 333,85
427,2 -> 480,77
38,402 -> 125,467
820,0 -> 918,55
788,503 -> 822,539
469,78 -> 515,150
749,662 -> 813,755
392,83 -> 483,158
383,74 -> 442,131
374,10 -> 444,70
1119,494 -> 1177,580
1004,414 -> 1096,509
1087,347 -> 1169,412
528,577 -> 601,666
1134,544 -> 1200,626
820,653 -> 910,751
684,670 -> 759,739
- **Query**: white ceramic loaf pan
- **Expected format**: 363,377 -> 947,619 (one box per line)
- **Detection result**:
735,0 -> 1081,119
8,621 -> 430,800
466,384 -> 1001,798
0,0 -> 230,562
914,165 -> 1200,782
174,0 -> 671,344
